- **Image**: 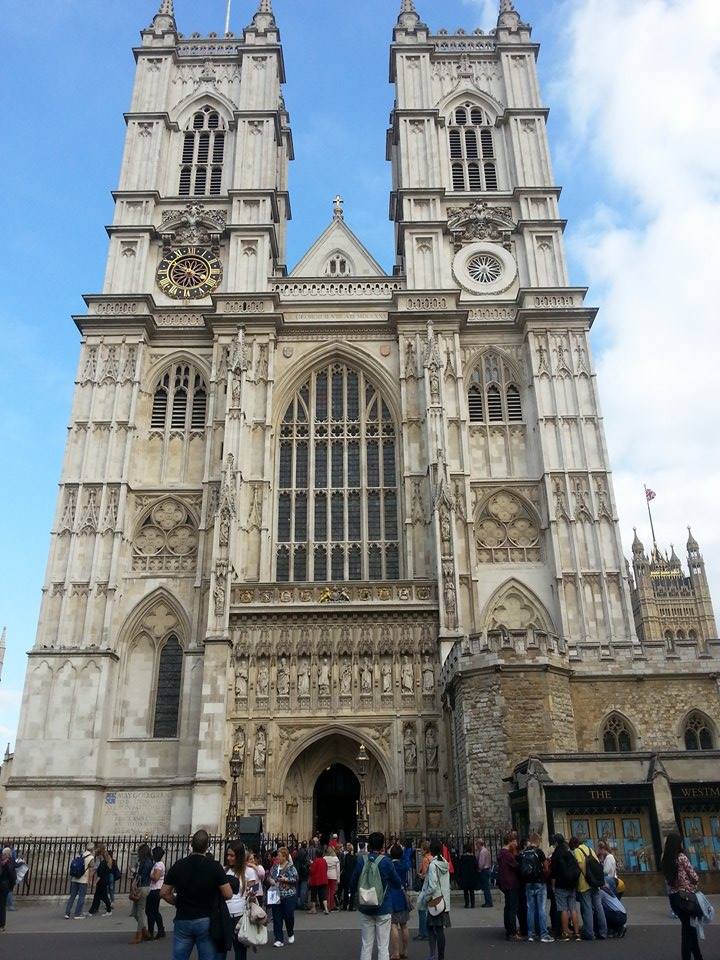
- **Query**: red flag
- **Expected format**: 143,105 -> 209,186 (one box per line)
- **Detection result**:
645,488 -> 656,502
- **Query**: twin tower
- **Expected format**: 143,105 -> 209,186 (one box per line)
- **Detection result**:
4,0 -> 718,879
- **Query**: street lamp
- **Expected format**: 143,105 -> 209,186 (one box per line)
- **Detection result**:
226,742 -> 243,837
356,742 -> 370,839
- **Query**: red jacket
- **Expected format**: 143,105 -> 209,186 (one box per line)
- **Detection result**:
309,856 -> 328,887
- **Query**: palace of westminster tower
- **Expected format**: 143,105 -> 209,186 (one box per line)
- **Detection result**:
4,0 -> 718,868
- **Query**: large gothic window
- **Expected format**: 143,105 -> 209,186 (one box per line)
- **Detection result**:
602,713 -> 634,753
684,711 -> 715,751
151,364 -> 207,434
468,353 -> 523,424
153,635 -> 183,738
448,103 -> 498,193
276,364 -> 400,582
179,105 -> 226,197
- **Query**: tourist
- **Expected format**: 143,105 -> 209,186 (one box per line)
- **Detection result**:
107,848 -> 120,904
599,886 -> 627,938
457,842 -> 478,909
87,844 -> 113,916
226,840 -> 262,960
389,843 -> 411,960
329,834 -> 340,850
413,840 -> 432,942
145,846 -> 166,939
549,834 -> 581,942
129,843 -> 154,943
475,839 -> 493,908
0,848 -> 17,932
295,842 -> 310,910
339,842 -> 358,911
309,848 -> 329,915
269,846 -> 298,947
324,843 -> 341,911
598,841 -> 618,894
569,837 -> 607,941
519,833 -> 553,942
246,851 -> 266,904
661,830 -> 703,960
64,843 -> 95,920
352,831 -> 402,960
161,829 -> 233,960
497,834 -> 521,941
418,840 -> 451,960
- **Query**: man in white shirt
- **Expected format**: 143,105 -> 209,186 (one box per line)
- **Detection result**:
64,847 -> 95,919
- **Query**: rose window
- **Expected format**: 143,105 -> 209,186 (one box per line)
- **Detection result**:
467,254 -> 503,284
133,498 -> 198,573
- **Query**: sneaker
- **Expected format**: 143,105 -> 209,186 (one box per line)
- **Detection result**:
274,942 -> 284,948
102,911 -> 113,917
541,935 -> 555,943
73,915 -> 85,920
65,914 -> 71,920
288,936 -> 295,944
528,936 -> 535,942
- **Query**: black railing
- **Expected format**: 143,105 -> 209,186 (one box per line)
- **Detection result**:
2,830 -> 508,897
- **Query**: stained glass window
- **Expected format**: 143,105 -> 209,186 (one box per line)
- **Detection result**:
153,635 -> 183,738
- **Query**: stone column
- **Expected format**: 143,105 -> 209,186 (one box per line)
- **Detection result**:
649,756 -> 678,841
191,637 -> 232,831
526,765 -> 550,843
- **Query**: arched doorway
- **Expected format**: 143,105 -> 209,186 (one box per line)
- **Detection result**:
313,763 -> 360,841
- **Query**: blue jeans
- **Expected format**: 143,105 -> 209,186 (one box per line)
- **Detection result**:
478,869 -> 493,906
297,879 -> 308,909
526,883 -> 549,939
172,917 -> 217,960
65,881 -> 88,917
272,895 -> 296,943
107,874 -> 116,902
579,888 -> 608,940
418,908 -> 428,937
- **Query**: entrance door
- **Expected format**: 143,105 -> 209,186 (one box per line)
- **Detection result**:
313,763 -> 360,842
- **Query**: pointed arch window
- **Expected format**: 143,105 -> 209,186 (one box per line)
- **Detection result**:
276,363 -> 400,582
602,713 -> 634,753
684,711 -> 715,751
467,353 -> 523,424
151,363 -> 207,435
153,635 -> 183,738
448,102 -> 498,193
179,105 -> 226,198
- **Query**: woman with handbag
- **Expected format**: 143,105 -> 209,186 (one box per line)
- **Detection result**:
269,846 -> 299,947
129,843 -> 154,943
87,844 -> 113,916
662,831 -> 704,960
418,841 -> 451,960
225,841 -> 265,960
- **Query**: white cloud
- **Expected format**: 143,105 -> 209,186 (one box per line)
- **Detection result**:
559,0 -> 720,611
460,0 -> 498,31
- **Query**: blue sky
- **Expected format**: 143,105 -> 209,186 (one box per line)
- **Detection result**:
1,0 -> 718,747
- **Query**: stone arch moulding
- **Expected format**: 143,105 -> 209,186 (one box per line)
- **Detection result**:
144,351 -> 212,396
171,91 -> 238,130
276,723 -> 395,797
117,586 -> 191,652
463,346 -> 524,387
480,577 -> 557,635
437,88 -> 506,122
678,709 -> 716,749
271,341 -> 403,434
598,710 -> 638,752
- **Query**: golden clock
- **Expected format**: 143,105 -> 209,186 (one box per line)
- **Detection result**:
156,246 -> 222,300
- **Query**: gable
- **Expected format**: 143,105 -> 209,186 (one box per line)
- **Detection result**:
290,217 -> 387,278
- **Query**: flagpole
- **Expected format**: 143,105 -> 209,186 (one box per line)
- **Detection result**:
644,484 -> 657,548
225,0 -> 232,34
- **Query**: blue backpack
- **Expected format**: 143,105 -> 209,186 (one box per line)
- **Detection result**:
69,855 -> 86,879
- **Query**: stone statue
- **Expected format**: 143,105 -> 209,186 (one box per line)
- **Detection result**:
401,656 -> 414,694
429,366 -> 441,402
277,656 -> 290,697
256,662 -> 269,698
213,580 -> 226,616
219,507 -> 231,547
232,374 -> 242,406
442,560 -> 458,628
381,660 -> 392,695
253,728 -> 267,772
439,506 -> 452,554
233,728 -> 245,771
361,658 -> 373,694
319,656 -> 330,694
340,659 -> 352,696
422,656 -> 434,695
425,725 -> 438,770
297,660 -> 310,698
404,725 -> 417,770
235,661 -> 248,701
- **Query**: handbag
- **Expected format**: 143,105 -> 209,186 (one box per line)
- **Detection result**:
128,885 -> 141,903
236,910 -> 269,947
673,890 -> 701,918
427,894 -> 446,917
250,900 -> 267,924
266,886 -> 280,906
413,873 -> 424,893
615,877 -> 625,896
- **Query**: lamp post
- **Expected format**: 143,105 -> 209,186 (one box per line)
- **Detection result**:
226,742 -> 243,837
356,742 -> 370,839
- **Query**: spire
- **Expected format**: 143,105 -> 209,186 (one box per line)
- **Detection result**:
687,527 -> 700,554
631,528 -> 644,556
497,0 -> 523,30
248,0 -> 276,31
157,0 -> 174,13
149,0 -> 176,33
397,0 -> 421,29
669,544 -> 681,567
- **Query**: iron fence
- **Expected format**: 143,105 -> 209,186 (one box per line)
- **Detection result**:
1,829 -> 508,898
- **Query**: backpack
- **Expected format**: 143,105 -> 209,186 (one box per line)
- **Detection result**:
554,849 -> 581,889
112,861 -> 121,881
580,846 -> 605,888
519,847 -> 543,883
357,854 -> 386,913
69,855 -> 86,879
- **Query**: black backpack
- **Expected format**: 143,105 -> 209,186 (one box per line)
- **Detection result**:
554,848 -> 581,889
519,847 -> 543,883
580,846 -> 605,888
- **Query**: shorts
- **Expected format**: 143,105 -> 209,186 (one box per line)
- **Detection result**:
311,885 -> 328,904
391,910 -> 409,926
555,888 -> 577,913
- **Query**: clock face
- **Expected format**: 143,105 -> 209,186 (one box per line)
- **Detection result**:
156,246 -> 222,300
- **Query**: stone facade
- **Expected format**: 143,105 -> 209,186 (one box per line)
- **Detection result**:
5,0 -> 719,847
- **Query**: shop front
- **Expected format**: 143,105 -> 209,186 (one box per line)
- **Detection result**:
673,782 -> 720,873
